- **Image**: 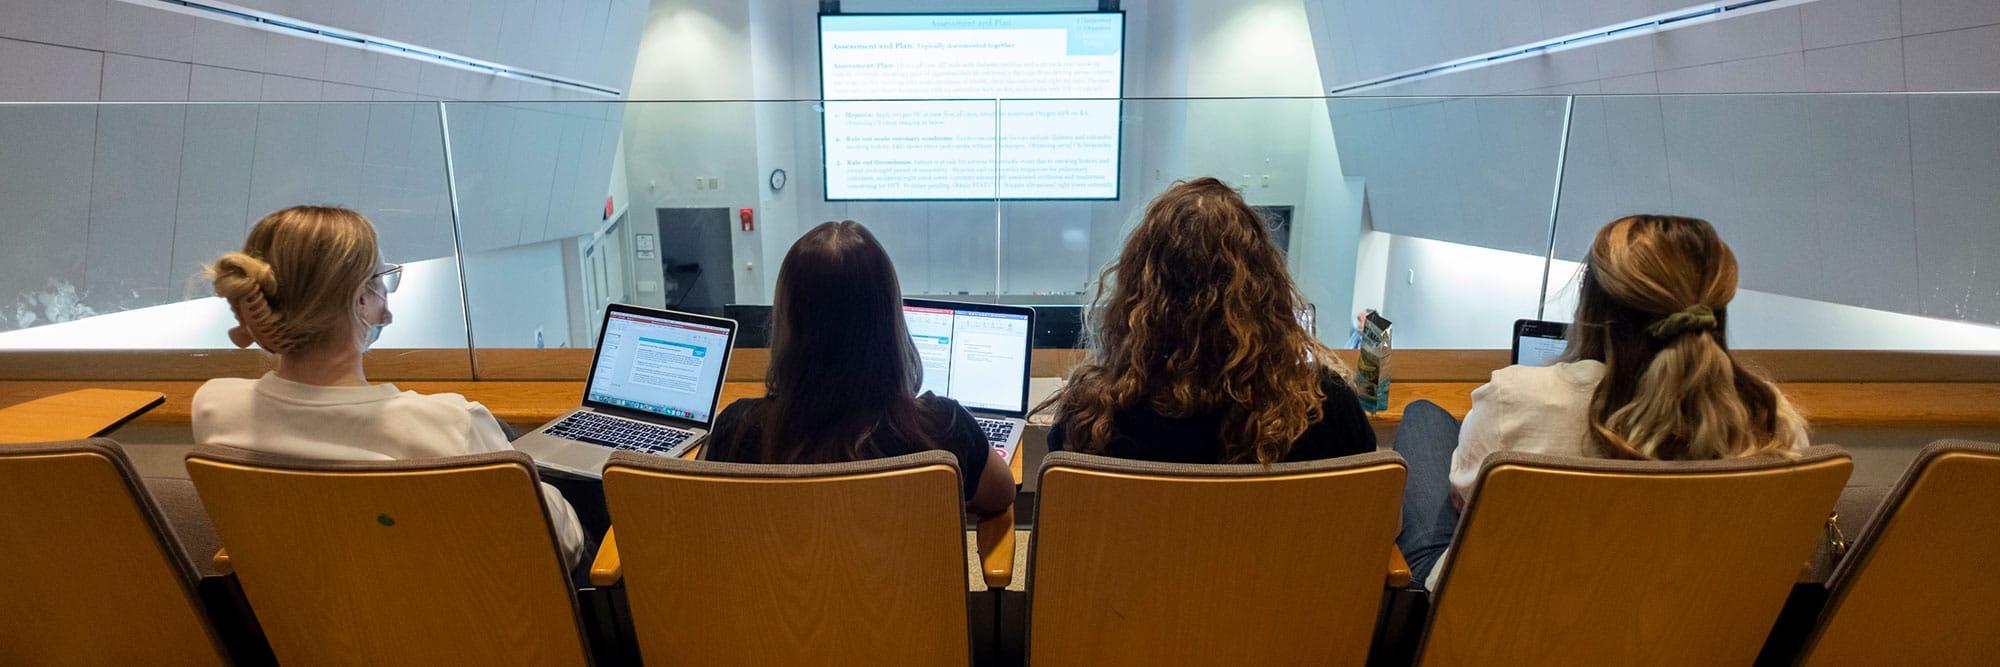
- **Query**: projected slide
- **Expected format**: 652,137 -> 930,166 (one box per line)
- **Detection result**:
820,12 -> 1125,200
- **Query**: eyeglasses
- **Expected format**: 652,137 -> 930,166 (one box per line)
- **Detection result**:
373,263 -> 404,294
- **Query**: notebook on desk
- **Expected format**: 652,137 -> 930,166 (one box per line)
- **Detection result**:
902,299 -> 1036,464
515,304 -> 737,478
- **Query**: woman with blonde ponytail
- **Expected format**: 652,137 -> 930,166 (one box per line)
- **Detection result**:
1391,215 -> 1808,592
192,206 -> 589,567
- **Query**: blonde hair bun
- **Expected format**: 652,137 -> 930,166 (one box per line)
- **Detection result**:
208,251 -> 292,353
204,206 -> 381,356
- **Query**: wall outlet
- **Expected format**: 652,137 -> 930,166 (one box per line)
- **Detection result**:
638,280 -> 658,293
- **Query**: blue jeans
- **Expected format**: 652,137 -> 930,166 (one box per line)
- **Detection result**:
1393,400 -> 1461,591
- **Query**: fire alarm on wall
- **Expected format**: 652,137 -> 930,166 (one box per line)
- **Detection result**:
739,207 -> 754,232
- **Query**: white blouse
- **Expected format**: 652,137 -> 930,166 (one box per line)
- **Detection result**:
192,372 -> 585,566
1428,360 -> 1809,590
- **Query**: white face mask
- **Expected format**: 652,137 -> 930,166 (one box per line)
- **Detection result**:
363,319 -> 387,349
359,287 -> 392,350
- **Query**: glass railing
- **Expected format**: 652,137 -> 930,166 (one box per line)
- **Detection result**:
3,93 -> 1997,377
0,101 -> 469,365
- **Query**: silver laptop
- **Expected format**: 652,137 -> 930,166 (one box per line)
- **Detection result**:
515,304 -> 737,478
902,299 -> 1035,462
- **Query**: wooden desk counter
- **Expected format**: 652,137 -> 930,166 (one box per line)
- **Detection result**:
6,379 -> 2000,435
0,388 -> 165,444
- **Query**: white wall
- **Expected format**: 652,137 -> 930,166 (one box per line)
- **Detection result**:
0,0 -> 647,104
1307,0 -> 2000,344
0,0 -> 651,347
619,0 -> 761,306
1305,0 -> 2000,94
0,101 -> 460,331
462,239 -> 578,348
619,0 -> 1355,307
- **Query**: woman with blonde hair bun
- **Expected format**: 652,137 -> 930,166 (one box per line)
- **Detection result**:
1392,214 -> 1808,592
193,205 -> 589,567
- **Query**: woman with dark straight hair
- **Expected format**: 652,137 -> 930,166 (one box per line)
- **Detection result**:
701,221 -> 1015,516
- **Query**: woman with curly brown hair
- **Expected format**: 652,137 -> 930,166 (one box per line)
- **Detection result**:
1043,177 -> 1375,464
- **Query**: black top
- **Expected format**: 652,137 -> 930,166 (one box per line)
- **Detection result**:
703,393 -> 991,501
1047,373 -> 1377,464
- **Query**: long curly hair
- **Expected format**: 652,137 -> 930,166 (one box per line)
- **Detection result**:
1045,177 -> 1348,464
1568,215 -> 1804,460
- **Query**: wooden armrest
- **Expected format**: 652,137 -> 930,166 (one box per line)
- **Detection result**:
212,548 -> 233,576
590,528 -> 622,587
1387,546 -> 1411,589
975,508 -> 1016,589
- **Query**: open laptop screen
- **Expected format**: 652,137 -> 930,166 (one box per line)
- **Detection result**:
903,300 -> 1033,417
585,310 -> 733,424
1512,319 -> 1570,367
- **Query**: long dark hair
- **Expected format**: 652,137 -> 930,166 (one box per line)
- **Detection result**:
1044,177 -> 1345,464
758,220 -> 937,463
1565,215 -> 1802,460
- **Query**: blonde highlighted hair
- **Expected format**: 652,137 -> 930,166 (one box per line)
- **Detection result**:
1569,215 -> 1804,460
1046,177 -> 1348,464
206,206 -> 379,355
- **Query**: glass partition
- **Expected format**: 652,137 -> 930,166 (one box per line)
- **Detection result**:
443,100 -> 627,352
0,102 -> 468,364
1324,95 -> 1573,348
4,93 -> 1998,373
1547,92 -> 2000,350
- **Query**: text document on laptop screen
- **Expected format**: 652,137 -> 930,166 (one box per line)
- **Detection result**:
819,12 -> 1124,200
587,313 -> 731,422
905,305 -> 1030,413
1516,334 -> 1567,367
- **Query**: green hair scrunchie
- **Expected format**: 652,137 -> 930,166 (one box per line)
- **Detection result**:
1647,304 -> 1718,339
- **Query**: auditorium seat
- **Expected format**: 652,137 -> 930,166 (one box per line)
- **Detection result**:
185,446 -> 591,665
0,439 -> 227,664
599,449 -> 987,664
1797,440 -> 2000,666
1418,446 -> 1851,665
1026,451 -> 1408,666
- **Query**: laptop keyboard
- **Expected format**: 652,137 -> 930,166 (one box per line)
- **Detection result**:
977,417 -> 1017,445
545,412 -> 693,456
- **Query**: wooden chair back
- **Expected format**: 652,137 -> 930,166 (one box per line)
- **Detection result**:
0,439 -> 226,665
1800,440 -> 2000,666
602,449 -> 972,665
1421,445 -> 1852,666
1028,451 -> 1409,666
184,445 -> 588,665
